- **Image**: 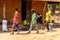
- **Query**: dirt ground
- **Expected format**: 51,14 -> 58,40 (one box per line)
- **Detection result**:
0,28 -> 60,40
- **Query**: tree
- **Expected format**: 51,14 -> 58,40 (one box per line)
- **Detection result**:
51,4 -> 56,15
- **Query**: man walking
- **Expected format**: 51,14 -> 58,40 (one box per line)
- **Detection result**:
45,10 -> 51,31
11,8 -> 20,35
28,9 -> 39,34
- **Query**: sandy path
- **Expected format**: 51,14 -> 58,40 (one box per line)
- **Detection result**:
0,28 -> 60,40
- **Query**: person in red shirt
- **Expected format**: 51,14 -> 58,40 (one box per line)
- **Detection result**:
11,8 -> 20,35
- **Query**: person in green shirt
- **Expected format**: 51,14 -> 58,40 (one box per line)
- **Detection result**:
27,9 -> 39,34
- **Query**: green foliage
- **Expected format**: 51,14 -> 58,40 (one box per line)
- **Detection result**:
48,3 -> 60,10
48,4 -> 52,10
56,3 -> 60,8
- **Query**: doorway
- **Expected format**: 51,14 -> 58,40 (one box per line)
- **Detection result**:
21,0 -> 26,21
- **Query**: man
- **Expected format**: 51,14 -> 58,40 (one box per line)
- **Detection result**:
11,8 -> 20,35
37,14 -> 43,30
46,11 -> 51,22
45,10 -> 51,31
28,9 -> 39,34
37,14 -> 43,24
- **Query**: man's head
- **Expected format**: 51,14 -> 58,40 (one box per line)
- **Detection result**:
31,9 -> 35,13
15,8 -> 19,14
15,8 -> 18,11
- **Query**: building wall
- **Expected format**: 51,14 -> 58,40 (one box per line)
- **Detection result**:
0,0 -> 21,23
31,1 -> 47,19
32,1 -> 44,14
0,0 -> 3,20
0,0 -> 47,23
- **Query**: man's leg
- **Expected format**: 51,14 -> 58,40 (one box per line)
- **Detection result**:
11,24 -> 15,35
28,24 -> 33,33
47,26 -> 49,31
16,28 -> 19,34
35,24 -> 39,33
46,21 -> 49,31
16,24 -> 19,34
11,24 -> 16,35
11,27 -> 14,35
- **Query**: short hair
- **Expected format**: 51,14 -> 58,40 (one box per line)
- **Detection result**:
15,8 -> 18,11
31,9 -> 35,12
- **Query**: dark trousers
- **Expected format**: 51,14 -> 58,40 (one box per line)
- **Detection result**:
11,23 -> 19,34
46,26 -> 49,31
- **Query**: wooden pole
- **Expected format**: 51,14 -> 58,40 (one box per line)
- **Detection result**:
3,0 -> 6,19
43,2 -> 47,20
2,0 -> 8,31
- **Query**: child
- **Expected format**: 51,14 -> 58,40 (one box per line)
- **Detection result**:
49,20 -> 54,31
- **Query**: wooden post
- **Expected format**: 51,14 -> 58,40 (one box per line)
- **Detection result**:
26,0 -> 31,24
43,2 -> 47,20
3,0 -> 6,19
2,0 -> 8,31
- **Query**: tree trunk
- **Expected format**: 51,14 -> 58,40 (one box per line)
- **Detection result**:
51,4 -> 56,15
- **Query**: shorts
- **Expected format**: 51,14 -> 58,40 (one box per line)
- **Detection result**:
12,23 -> 19,29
